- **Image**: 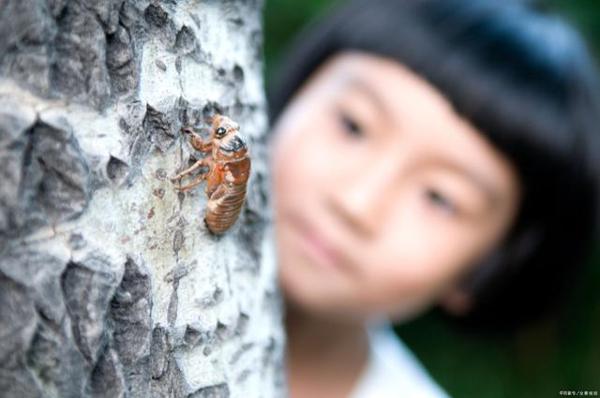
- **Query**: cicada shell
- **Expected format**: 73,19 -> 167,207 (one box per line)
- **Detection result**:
171,114 -> 250,235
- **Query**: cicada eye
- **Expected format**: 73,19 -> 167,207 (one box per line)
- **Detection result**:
216,127 -> 227,137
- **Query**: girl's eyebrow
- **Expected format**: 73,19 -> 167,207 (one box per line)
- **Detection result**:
439,158 -> 501,209
346,77 -> 395,123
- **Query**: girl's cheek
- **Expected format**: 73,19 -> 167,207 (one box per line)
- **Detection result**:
360,210 -> 465,301
288,129 -> 335,180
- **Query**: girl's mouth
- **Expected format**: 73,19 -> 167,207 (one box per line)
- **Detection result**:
286,211 -> 352,274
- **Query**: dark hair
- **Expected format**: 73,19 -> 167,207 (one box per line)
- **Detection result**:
267,0 -> 600,333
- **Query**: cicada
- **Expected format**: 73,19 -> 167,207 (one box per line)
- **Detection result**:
171,114 -> 250,235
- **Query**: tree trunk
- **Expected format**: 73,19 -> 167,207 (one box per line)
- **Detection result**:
0,1 -> 285,397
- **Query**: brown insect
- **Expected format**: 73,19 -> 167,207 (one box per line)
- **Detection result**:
171,114 -> 250,235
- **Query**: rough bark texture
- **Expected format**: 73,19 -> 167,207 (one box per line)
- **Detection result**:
0,0 -> 285,397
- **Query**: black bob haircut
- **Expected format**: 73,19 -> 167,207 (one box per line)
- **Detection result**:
267,0 -> 600,333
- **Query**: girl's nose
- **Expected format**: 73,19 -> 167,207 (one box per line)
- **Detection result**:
328,155 -> 398,238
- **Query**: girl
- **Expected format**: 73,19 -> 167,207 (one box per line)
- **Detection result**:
266,0 -> 600,396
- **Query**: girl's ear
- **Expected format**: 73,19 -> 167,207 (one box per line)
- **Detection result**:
438,287 -> 473,316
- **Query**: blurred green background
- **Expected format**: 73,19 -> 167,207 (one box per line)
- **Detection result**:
263,1 -> 600,397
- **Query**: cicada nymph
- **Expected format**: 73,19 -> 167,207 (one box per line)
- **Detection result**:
171,114 -> 250,235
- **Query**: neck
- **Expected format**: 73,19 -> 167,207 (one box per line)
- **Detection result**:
285,301 -> 370,398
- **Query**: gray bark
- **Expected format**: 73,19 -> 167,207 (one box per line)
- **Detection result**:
0,0 -> 285,397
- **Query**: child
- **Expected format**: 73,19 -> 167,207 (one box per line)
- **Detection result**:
266,0 -> 600,396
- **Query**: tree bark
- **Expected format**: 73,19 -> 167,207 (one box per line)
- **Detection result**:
0,0 -> 285,397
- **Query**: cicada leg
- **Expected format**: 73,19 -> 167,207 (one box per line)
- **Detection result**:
170,158 -> 210,181
181,127 -> 213,152
175,172 -> 208,192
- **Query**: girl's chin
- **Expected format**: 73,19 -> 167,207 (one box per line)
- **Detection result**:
280,283 -> 370,322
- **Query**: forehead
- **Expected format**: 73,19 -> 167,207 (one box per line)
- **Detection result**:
314,51 -> 458,121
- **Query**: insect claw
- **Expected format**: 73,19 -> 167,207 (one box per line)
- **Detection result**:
181,127 -> 194,135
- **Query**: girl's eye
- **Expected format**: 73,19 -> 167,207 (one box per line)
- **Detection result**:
425,188 -> 460,216
338,111 -> 364,137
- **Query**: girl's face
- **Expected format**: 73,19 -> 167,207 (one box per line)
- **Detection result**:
270,52 -> 521,322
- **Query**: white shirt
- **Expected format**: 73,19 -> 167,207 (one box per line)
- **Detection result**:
349,323 -> 452,398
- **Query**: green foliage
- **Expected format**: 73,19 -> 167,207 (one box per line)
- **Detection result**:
264,0 -> 342,80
